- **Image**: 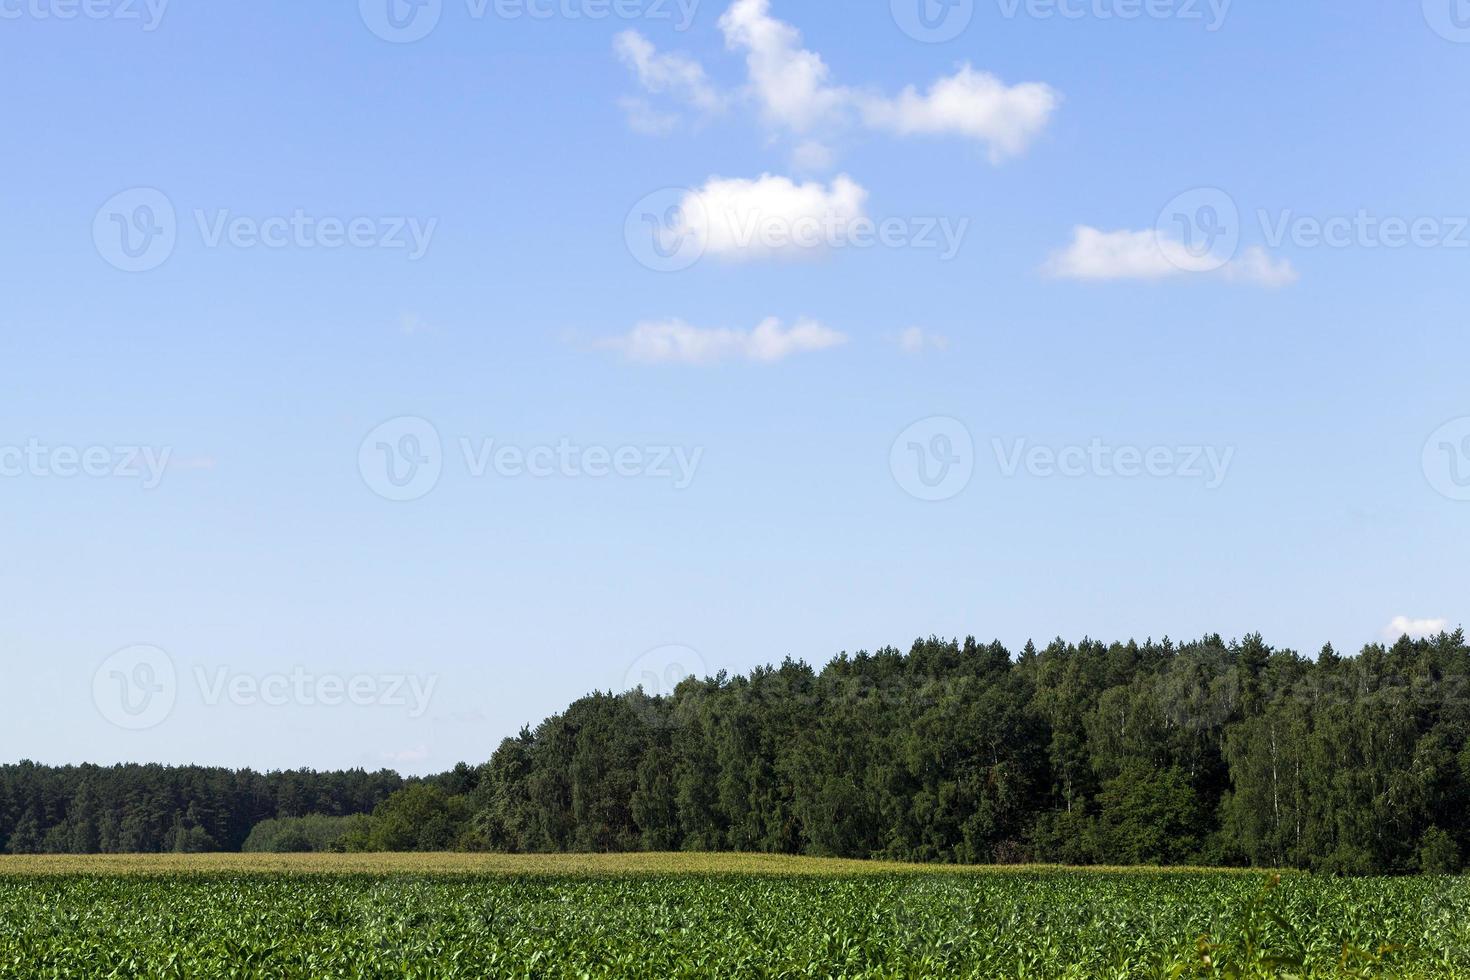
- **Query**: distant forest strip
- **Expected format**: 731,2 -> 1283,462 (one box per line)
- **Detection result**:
4,631 -> 1469,874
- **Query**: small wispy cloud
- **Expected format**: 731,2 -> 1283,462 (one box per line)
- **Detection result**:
616,0 -> 1059,166
599,316 -> 847,365
614,29 -> 725,132
1044,226 -> 1298,288
1384,616 -> 1449,640
897,326 -> 950,354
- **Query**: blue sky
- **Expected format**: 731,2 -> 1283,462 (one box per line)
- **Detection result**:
2,0 -> 1467,775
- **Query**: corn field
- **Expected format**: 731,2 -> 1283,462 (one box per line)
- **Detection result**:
1,857 -> 1466,978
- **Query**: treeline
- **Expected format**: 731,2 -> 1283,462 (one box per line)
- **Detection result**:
459,632 -> 1470,875
5,632 -> 1469,874
0,763 -> 405,854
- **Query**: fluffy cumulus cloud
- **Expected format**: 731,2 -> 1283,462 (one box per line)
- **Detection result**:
1044,226 -> 1298,287
717,0 -> 850,133
616,0 -> 1059,165
670,172 -> 869,261
601,316 -> 847,365
1385,616 -> 1449,640
856,66 -> 1061,163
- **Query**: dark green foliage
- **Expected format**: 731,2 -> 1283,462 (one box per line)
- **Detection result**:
342,785 -> 472,852
461,630 -> 1470,874
1419,827 -> 1462,876
0,763 -> 403,855
242,814 -> 371,853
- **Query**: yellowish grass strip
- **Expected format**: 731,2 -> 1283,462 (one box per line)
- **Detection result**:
0,852 -> 1275,877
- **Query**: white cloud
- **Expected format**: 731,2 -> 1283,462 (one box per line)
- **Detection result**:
614,31 -> 724,114
1222,245 -> 1301,288
858,66 -> 1061,163
1044,226 -> 1298,287
791,139 -> 836,173
1385,616 -> 1449,640
718,0 -> 849,133
674,172 -> 869,261
897,326 -> 950,353
617,0 -> 1059,164
601,316 -> 847,365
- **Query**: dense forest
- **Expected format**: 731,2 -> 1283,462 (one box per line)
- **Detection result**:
0,764 -> 406,854
5,632 -> 1469,874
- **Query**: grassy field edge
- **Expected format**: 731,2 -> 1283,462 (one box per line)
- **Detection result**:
0,851 -> 1280,877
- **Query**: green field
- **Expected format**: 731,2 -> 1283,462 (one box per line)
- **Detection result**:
1,855 -> 1466,978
